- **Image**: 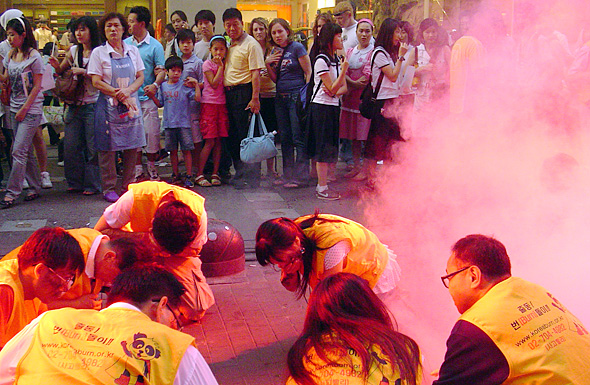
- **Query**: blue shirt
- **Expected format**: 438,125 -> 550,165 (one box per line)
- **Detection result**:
157,81 -> 195,128
276,41 -> 307,94
124,34 -> 165,101
181,54 -> 204,113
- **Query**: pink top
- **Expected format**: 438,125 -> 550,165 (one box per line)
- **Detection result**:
202,59 -> 226,104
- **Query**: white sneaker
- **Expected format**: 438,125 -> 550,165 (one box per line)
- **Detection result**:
148,167 -> 160,181
22,179 -> 30,189
57,161 -> 64,167
41,171 -> 53,189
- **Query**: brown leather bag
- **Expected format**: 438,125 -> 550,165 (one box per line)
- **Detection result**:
0,81 -> 10,106
54,46 -> 85,105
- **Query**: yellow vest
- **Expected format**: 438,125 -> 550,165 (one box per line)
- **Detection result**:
295,214 -> 388,289
460,277 -> 590,384
124,181 -> 206,233
0,260 -> 46,348
3,228 -> 105,300
286,343 -> 402,385
15,306 -> 195,384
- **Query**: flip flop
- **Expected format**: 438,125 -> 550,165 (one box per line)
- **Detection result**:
24,193 -> 40,202
0,198 -> 15,209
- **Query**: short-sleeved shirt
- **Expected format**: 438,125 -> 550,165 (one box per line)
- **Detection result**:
2,49 -> 45,114
87,41 -> 145,86
371,48 -> 399,100
276,41 -> 307,94
181,54 -> 204,83
124,34 -> 165,101
342,22 -> 359,52
193,39 -> 211,62
224,32 -> 265,87
69,45 -> 99,104
157,81 -> 195,129
312,54 -> 340,106
202,59 -> 226,104
0,40 -> 11,70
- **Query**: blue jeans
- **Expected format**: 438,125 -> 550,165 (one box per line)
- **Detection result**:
5,112 -> 42,199
64,103 -> 101,193
275,92 -> 308,182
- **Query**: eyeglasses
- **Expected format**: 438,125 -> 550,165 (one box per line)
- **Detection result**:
152,299 -> 182,330
441,266 -> 471,288
46,265 -> 75,290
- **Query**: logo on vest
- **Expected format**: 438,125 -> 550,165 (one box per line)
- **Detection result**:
106,332 -> 161,385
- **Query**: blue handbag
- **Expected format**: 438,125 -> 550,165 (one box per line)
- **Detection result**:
240,113 -> 278,164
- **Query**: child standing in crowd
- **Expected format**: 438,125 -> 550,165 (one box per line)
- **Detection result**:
176,29 -> 204,185
150,56 -> 200,187
196,35 -> 229,187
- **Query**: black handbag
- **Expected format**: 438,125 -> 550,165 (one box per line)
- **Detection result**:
359,48 -> 386,119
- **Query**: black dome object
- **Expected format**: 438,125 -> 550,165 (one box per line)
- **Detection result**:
200,219 -> 245,277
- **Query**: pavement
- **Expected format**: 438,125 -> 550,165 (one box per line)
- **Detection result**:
0,138 -> 453,384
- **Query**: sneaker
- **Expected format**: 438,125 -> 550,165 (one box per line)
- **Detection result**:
57,161 -> 64,167
22,179 -> 30,189
103,191 -> 120,203
316,187 -> 341,201
184,175 -> 195,188
41,171 -> 53,189
147,168 -> 160,181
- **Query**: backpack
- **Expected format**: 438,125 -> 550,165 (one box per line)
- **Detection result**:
296,54 -> 331,127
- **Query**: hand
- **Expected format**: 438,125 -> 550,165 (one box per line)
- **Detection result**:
143,83 -> 157,98
357,75 -> 368,87
399,42 -> 409,58
115,87 -> 131,102
247,97 -> 260,113
183,76 -> 198,88
15,107 -> 27,122
213,55 -> 224,67
76,294 -> 102,310
71,67 -> 86,76
265,51 -> 281,65
322,85 -> 335,98
280,271 -> 300,292
48,55 -> 60,69
340,55 -> 349,73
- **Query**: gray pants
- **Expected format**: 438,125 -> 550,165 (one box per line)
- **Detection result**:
5,112 -> 42,199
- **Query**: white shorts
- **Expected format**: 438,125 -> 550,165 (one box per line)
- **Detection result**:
140,98 -> 161,153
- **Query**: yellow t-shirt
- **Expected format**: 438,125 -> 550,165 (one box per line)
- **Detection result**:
224,32 -> 265,87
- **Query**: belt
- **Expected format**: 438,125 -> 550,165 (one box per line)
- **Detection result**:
224,83 -> 251,92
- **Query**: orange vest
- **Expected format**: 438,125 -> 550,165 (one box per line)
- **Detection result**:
295,214 -> 388,289
14,306 -> 194,384
0,260 -> 46,348
460,277 -> 590,384
123,181 -> 206,233
3,228 -> 105,300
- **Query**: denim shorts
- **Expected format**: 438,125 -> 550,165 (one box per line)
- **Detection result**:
165,127 -> 195,151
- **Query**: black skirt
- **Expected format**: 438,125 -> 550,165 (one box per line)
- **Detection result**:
305,103 -> 340,163
365,99 -> 403,161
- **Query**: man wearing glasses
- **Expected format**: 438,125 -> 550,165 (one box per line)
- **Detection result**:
435,234 -> 590,384
0,227 -> 85,348
0,264 -> 219,384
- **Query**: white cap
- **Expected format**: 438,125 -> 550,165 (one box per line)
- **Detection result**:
0,9 -> 24,30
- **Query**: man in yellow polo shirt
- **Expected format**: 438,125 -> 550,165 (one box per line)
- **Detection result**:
435,234 -> 590,384
0,227 -> 85,348
0,264 -> 219,384
94,181 -> 214,324
3,229 -> 148,310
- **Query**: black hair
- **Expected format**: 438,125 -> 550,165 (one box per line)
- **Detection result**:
106,263 -> 185,307
42,42 -> 54,55
177,28 -> 196,43
129,6 -> 151,29
66,18 -> 77,34
18,227 -> 85,274
195,10 -> 216,26
6,17 -> 37,54
452,234 -> 512,280
152,200 -> 200,254
99,12 -> 130,41
72,16 -> 102,49
171,10 -> 188,22
164,23 -> 176,35
222,8 -> 243,22
317,22 -> 342,57
109,236 -> 155,270
374,18 -> 402,59
165,55 -> 184,71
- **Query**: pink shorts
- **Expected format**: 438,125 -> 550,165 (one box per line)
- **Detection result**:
339,109 -> 370,141
200,103 -> 229,139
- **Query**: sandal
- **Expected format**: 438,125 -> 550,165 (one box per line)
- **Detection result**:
82,190 -> 98,196
195,175 -> 212,187
24,192 -> 40,202
283,181 -> 303,189
0,198 -> 15,209
210,174 -> 222,186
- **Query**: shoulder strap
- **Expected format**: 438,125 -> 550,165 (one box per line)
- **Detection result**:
310,54 -> 331,104
370,48 -> 386,95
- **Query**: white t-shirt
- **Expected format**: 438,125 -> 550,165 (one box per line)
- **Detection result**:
371,48 -> 399,100
312,54 -> 340,106
87,41 -> 145,86
193,39 -> 210,62
342,22 -> 359,52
